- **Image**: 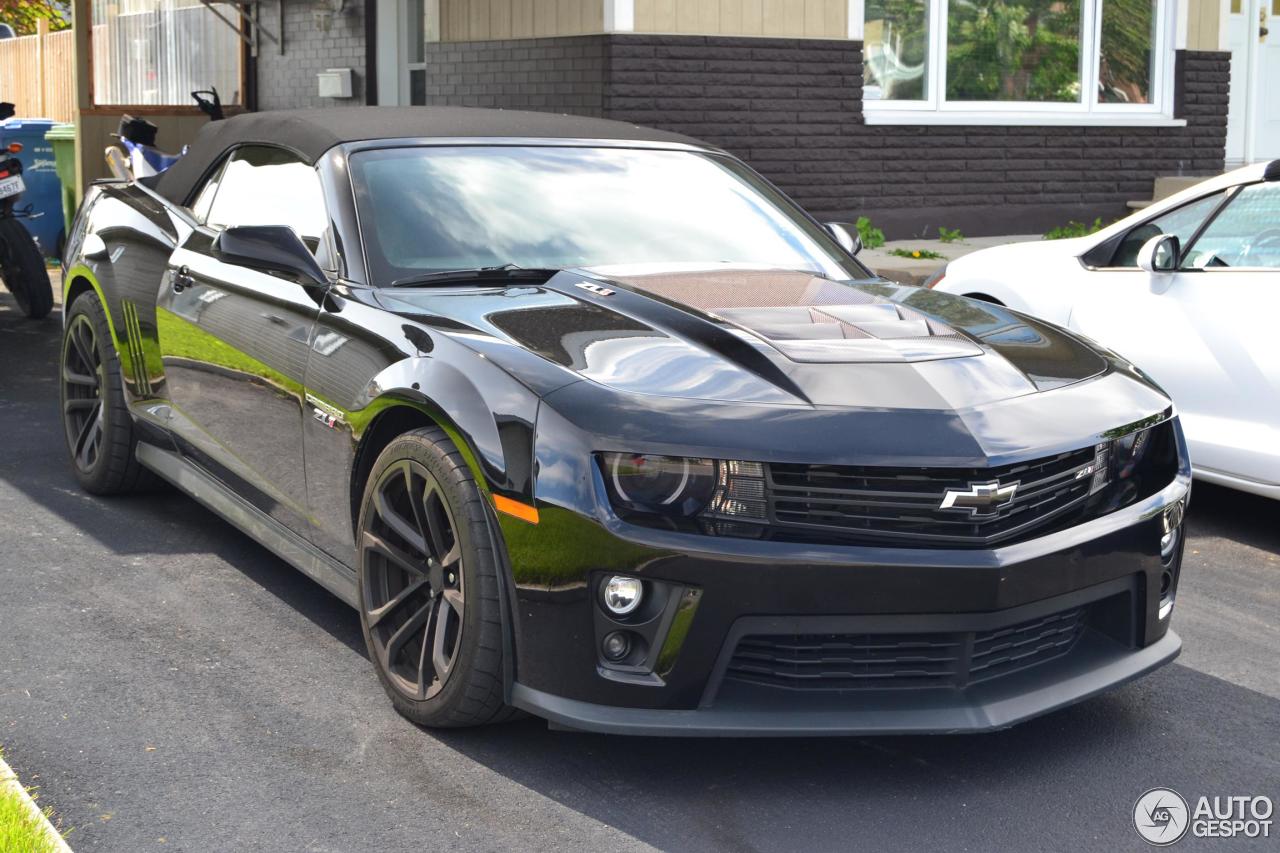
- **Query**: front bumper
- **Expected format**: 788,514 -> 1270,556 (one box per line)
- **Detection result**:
502,471 -> 1190,736
511,577 -> 1181,736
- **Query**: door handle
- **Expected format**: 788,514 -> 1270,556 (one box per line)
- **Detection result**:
172,266 -> 195,293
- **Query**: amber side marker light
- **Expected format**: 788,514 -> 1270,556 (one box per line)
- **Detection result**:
7,142 -> 22,153
493,493 -> 539,524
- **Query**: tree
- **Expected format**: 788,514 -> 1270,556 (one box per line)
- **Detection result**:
0,0 -> 70,35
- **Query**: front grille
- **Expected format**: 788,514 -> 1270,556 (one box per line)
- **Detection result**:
768,446 -> 1097,547
726,606 -> 1088,691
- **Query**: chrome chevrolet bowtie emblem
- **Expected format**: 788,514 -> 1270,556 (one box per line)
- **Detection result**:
939,480 -> 1019,518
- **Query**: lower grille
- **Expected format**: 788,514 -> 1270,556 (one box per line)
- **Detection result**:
768,446 -> 1098,547
726,605 -> 1088,691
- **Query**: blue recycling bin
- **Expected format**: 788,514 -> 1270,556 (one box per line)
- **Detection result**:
1,118 -> 63,258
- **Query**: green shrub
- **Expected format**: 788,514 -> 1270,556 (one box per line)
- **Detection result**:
1044,217 -> 1105,240
937,226 -> 964,243
855,216 -> 885,250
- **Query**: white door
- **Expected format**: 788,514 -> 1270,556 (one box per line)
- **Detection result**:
376,0 -> 430,105
1257,1 -> 1280,159
1227,0 -> 1280,164
1068,181 -> 1280,490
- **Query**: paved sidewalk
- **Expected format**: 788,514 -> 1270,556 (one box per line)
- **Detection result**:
863,234 -> 1042,285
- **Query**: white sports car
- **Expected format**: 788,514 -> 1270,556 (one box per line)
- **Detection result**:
932,160 -> 1280,500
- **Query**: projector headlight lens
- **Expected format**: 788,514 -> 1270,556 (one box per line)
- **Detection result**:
601,453 -> 715,517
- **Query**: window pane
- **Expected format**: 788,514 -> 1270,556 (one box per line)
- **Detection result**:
206,147 -> 327,242
1110,192 -> 1224,266
1185,183 -> 1280,269
406,0 -> 425,64
864,1 -> 931,101
946,1 -> 1082,103
91,0 -> 241,106
1098,0 -> 1156,104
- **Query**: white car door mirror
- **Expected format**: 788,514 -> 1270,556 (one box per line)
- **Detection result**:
1137,234 -> 1180,275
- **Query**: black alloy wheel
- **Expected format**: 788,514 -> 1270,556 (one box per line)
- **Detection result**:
362,458 -> 466,701
62,311 -> 106,473
60,293 -> 154,494
357,427 -> 513,727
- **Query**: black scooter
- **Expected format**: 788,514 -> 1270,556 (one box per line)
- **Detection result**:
0,102 -> 53,319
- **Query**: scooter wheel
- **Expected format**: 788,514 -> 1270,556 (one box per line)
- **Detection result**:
0,217 -> 53,319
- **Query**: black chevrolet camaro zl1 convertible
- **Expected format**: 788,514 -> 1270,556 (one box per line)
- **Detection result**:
60,107 -> 1190,735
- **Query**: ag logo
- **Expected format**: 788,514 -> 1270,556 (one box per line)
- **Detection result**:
1134,788 -> 1190,846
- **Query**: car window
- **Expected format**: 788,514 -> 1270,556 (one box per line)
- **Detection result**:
188,158 -> 226,224
349,146 -> 871,285
1182,182 -> 1280,270
1110,191 -> 1226,267
203,145 -> 328,244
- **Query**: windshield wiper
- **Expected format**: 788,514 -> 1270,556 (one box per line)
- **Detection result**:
390,264 -> 560,288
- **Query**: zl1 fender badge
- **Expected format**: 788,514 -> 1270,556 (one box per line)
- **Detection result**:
575,281 -> 615,297
306,394 -> 345,429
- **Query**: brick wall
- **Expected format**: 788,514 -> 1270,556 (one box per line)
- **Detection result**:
420,37 -> 607,116
282,31 -> 1230,238
601,35 -> 1229,237
255,0 -> 368,110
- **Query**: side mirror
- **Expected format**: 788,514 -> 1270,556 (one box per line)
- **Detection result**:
1137,234 -> 1180,274
81,232 -> 110,260
825,222 -> 863,256
214,225 -> 326,287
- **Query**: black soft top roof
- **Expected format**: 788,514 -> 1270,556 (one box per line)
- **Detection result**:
153,106 -> 704,205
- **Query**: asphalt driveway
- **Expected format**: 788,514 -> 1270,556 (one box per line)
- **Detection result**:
1,286 -> 1277,852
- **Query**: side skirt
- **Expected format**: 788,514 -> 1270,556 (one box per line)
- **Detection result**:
135,441 -> 360,608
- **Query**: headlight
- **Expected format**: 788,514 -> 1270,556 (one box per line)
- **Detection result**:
601,453 -> 715,517
1112,427 -> 1152,481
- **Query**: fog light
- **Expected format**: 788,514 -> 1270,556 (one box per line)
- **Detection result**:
602,575 -> 643,616
602,631 -> 631,661
1160,527 -> 1179,562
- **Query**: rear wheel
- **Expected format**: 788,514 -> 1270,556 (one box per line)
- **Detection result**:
60,292 -> 155,494
0,217 -> 53,319
356,427 -> 514,727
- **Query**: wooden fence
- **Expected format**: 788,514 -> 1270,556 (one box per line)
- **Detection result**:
0,20 -> 76,122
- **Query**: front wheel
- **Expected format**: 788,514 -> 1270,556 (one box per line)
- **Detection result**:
60,292 -> 156,494
356,427 -> 515,727
0,217 -> 53,319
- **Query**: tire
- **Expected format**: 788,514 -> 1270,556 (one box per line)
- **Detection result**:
356,427 -> 515,727
60,291 -> 156,494
0,217 -> 53,319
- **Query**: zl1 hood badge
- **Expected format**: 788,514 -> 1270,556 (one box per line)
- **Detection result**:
939,480 -> 1019,518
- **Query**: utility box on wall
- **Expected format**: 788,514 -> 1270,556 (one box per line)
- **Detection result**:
318,68 -> 354,99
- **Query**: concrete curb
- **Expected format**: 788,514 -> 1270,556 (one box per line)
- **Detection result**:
0,755 -> 74,853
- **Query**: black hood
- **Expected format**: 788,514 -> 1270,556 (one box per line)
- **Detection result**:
378,268 -> 1109,412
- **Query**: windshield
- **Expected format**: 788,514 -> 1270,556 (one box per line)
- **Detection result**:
349,145 -> 869,285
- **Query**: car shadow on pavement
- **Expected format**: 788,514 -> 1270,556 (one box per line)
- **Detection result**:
0,292 -> 367,657
429,664 -> 1279,853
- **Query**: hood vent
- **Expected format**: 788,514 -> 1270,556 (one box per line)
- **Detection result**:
605,269 -> 983,364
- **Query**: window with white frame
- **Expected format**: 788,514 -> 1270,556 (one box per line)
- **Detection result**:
862,1 -> 1176,124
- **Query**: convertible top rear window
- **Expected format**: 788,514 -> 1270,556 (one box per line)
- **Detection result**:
349,146 -> 868,286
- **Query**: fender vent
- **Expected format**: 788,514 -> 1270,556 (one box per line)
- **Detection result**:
121,300 -> 151,397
